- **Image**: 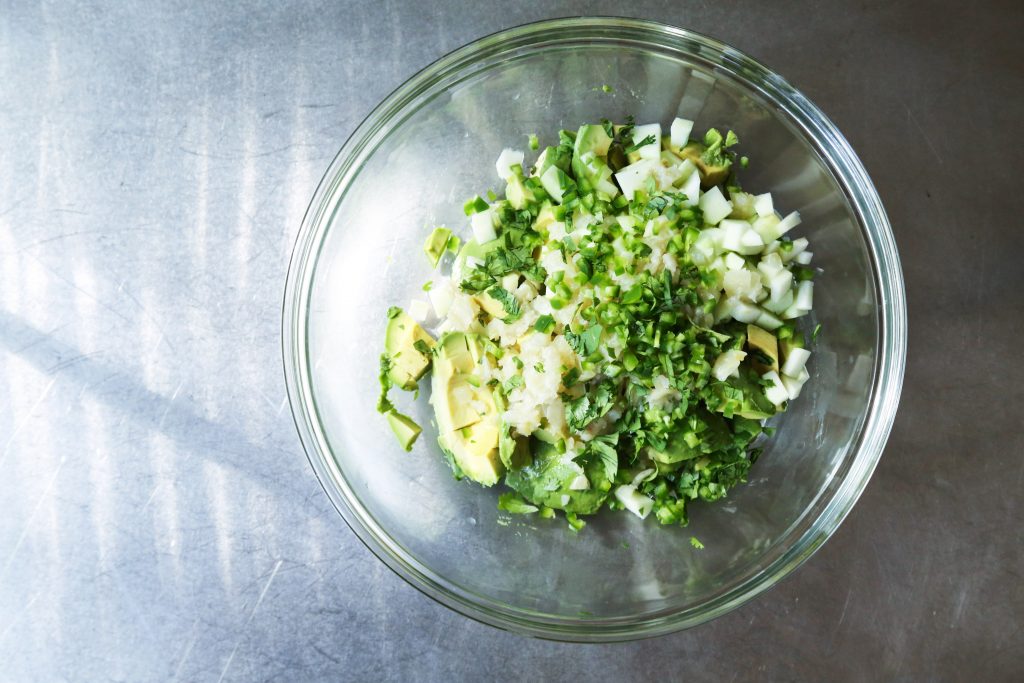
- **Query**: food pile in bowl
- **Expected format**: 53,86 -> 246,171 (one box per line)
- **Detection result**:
377,117 -> 818,531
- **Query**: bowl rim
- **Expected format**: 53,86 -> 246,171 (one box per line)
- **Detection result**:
282,16 -> 907,642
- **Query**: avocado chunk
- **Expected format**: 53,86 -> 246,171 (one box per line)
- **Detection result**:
385,308 -> 435,390
431,332 -> 504,486
504,439 -> 611,514
708,366 -> 777,420
571,124 -> 619,197
678,141 -> 732,187
650,409 -> 732,465
533,144 -> 571,178
386,411 -> 422,451
505,173 -> 536,210
423,227 -> 453,267
746,324 -> 779,373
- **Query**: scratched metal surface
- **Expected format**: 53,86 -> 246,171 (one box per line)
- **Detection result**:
0,1 -> 1021,680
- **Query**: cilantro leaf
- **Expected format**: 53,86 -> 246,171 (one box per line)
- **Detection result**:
625,134 -> 656,154
487,285 -> 522,322
498,492 -> 539,514
565,381 -> 616,431
564,324 -> 603,358
586,434 -> 619,481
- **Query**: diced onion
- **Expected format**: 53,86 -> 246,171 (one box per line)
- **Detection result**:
699,186 -> 733,225
776,211 -> 802,237
670,117 -> 694,148
495,148 -> 524,180
470,209 -> 497,243
408,299 -> 431,323
680,164 -> 701,206
632,123 -> 662,161
428,278 -> 454,317
762,370 -> 789,406
614,485 -> 655,519
781,368 -> 809,400
795,280 -> 814,310
712,349 -> 747,381
614,159 -> 658,201
782,348 -> 811,378
754,193 -> 774,217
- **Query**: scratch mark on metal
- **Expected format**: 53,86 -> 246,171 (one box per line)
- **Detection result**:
216,559 -> 283,683
905,104 -> 943,164
0,458 -> 66,582
0,376 -> 57,469
171,619 -> 201,682
0,593 -> 39,645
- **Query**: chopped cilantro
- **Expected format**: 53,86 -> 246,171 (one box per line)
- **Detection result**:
487,285 -> 522,322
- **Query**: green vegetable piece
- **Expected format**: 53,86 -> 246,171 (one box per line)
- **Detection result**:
385,308 -> 435,390
424,227 -> 453,267
463,195 -> 489,215
534,315 -> 555,333
505,439 -> 611,515
498,492 -> 539,514
431,332 -> 503,486
746,324 -> 779,373
386,411 -> 422,451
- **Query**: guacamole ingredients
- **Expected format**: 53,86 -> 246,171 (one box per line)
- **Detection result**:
379,118 -> 817,530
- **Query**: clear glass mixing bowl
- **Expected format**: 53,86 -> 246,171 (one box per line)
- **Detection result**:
282,17 -> 906,641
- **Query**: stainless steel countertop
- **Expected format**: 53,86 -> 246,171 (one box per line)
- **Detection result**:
1,1 -> 1021,680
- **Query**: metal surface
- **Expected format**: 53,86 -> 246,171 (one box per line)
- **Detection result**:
0,1 -> 1020,680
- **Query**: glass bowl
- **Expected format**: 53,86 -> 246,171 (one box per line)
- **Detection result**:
282,17 -> 906,641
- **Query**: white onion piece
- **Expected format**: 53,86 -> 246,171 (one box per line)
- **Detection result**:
614,485 -> 655,519
495,148 -> 525,180
754,193 -> 774,217
762,370 -> 789,405
632,123 -> 662,160
470,209 -> 497,243
408,299 -> 431,323
782,348 -> 811,377
670,117 -> 694,148
699,186 -> 733,225
712,349 -> 747,381
776,210 -> 802,237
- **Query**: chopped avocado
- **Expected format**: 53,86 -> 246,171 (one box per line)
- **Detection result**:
571,124 -> 619,197
650,410 -> 731,465
505,439 -> 611,514
780,331 -> 806,361
386,411 -> 422,451
385,308 -> 435,390
474,289 -> 508,319
708,367 -> 777,420
533,144 -> 571,178
505,173 -> 535,210
747,324 -> 779,373
574,124 -> 613,158
424,227 -> 453,267
431,332 -> 504,486
678,141 -> 731,187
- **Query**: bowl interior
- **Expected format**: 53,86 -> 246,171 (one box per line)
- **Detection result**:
297,26 -> 883,637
